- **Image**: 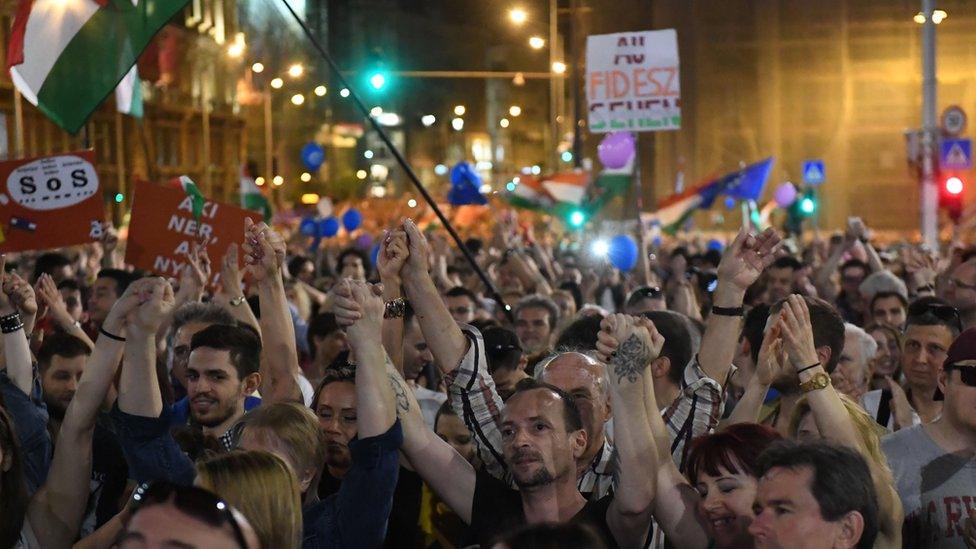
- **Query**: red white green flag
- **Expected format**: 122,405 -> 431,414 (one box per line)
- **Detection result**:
7,0 -> 187,134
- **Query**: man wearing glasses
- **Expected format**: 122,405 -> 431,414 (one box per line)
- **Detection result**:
943,256 -> 976,331
883,326 -> 976,549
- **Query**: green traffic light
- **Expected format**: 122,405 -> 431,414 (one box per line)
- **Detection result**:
800,197 -> 816,214
369,72 -> 387,90
569,210 -> 586,227
561,151 -> 573,163
114,193 -> 124,203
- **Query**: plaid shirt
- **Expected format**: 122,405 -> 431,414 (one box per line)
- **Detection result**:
444,326 -> 725,500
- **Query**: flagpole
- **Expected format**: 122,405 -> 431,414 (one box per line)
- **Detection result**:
12,86 -> 24,158
277,0 -> 510,317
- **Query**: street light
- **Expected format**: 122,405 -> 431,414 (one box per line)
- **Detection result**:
356,170 -> 368,180
500,118 -> 510,128
915,9 -> 947,24
314,85 -> 327,96
300,172 -> 312,182
227,42 -> 244,58
290,93 -> 305,106
509,105 -> 522,117
272,175 -> 284,186
552,61 -> 567,74
407,198 -> 418,208
370,106 -> 383,117
287,63 -> 304,78
509,7 -> 528,25
421,114 -> 436,127
251,62 -> 265,73
364,150 -> 374,159
529,36 -> 545,49
270,77 -> 283,89
255,176 -> 265,186
339,88 -> 350,98
454,105 -> 466,116
451,117 -> 464,131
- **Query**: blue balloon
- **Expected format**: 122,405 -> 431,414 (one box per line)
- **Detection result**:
371,243 -> 382,266
299,217 -> 318,237
724,196 -> 736,210
301,142 -> 326,171
342,209 -> 363,232
608,234 -> 639,271
707,239 -> 724,252
450,162 -> 481,186
319,217 -> 340,238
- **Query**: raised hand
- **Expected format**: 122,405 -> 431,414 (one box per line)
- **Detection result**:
596,314 -> 664,385
847,217 -> 869,242
377,230 -> 409,283
885,376 -> 914,431
242,218 -> 286,283
101,221 -> 120,254
346,280 -> 385,340
178,238 -> 211,299
717,227 -> 783,291
35,274 -> 73,327
401,218 -> 431,278
217,243 -> 244,298
3,271 -> 37,319
126,278 -> 176,335
777,295 -> 820,371
755,323 -> 789,386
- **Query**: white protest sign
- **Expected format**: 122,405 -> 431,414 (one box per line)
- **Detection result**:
586,29 -> 681,133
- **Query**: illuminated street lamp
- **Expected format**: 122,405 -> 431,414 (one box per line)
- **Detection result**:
270,78 -> 283,89
287,63 -> 304,78
300,172 -> 312,182
529,36 -> 545,49
552,61 -> 567,74
339,88 -> 350,98
454,105 -> 466,116
421,114 -> 436,127
509,105 -> 522,117
314,85 -> 327,96
272,175 -> 284,186
251,62 -> 264,73
451,118 -> 464,131
509,7 -> 528,25
290,94 -> 305,106
500,118 -> 510,128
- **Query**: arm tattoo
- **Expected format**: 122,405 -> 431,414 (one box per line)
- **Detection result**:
388,373 -> 411,414
610,333 -> 650,384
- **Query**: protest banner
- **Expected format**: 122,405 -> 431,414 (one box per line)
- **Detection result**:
0,150 -> 105,252
125,179 -> 250,282
586,29 -> 681,133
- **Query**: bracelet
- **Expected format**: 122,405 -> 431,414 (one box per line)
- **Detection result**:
384,298 -> 408,319
230,295 -> 246,307
0,312 -> 23,334
711,305 -> 744,317
99,326 -> 126,342
797,362 -> 822,375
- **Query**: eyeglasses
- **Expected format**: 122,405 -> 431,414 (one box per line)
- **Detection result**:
907,302 -> 963,333
124,481 -> 249,549
634,287 -> 663,300
944,364 -> 976,387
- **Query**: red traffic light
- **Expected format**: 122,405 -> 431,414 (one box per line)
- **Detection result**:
945,176 -> 964,195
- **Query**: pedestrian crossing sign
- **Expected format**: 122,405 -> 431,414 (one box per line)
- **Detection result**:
940,138 -> 972,170
802,160 -> 825,185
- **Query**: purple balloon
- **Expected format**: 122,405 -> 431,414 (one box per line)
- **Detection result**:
773,183 -> 798,208
597,132 -> 636,169
355,233 -> 374,249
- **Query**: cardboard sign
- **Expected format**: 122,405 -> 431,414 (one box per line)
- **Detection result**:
0,150 -> 105,252
125,180 -> 250,281
586,30 -> 681,133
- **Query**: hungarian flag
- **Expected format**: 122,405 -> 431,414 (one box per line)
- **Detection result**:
641,178 -> 726,233
540,171 -> 590,206
506,175 -> 554,211
7,0 -> 187,134
170,176 -> 205,221
240,175 -> 272,222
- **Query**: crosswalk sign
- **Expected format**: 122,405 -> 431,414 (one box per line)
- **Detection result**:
802,160 -> 825,185
940,138 -> 972,170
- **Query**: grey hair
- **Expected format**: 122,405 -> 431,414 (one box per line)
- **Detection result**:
513,294 -> 561,330
844,323 -> 878,362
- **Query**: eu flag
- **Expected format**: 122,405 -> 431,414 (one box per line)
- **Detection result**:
721,157 -> 774,201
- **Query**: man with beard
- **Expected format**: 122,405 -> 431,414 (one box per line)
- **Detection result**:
37,333 -> 128,535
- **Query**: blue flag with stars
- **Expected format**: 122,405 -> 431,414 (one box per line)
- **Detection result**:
720,157 -> 774,201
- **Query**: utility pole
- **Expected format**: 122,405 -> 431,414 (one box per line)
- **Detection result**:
920,0 -> 939,248
549,0 -> 559,172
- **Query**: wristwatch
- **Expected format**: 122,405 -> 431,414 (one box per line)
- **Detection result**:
799,372 -> 831,393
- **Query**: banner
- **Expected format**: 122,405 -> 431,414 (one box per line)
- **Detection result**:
0,150 -> 105,252
586,29 -> 681,133
125,180 -> 250,282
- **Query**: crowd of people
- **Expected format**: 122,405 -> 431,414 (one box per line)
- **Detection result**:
1,210 -> 975,549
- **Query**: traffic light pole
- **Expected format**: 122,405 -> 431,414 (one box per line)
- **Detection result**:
920,0 -> 939,249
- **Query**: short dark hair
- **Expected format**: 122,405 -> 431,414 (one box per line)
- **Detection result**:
626,286 -> 664,309
32,252 -> 71,282
307,313 -> 342,356
757,441 -> 879,549
702,250 -> 722,270
870,291 -> 907,312
514,295 -> 560,330
509,378 -> 583,432
287,256 -> 314,278
685,423 -> 783,484
483,327 -> 523,373
742,304 -> 771,364
311,352 -> 356,407
445,286 -> 478,304
906,296 -> 962,338
464,238 -> 483,256
336,248 -> 371,273
56,279 -> 81,292
171,303 -> 236,338
37,333 -> 91,373
840,259 -> 869,275
97,268 -> 136,295
640,310 -> 693,384
771,256 -> 802,271
558,281 -> 583,311
771,296 -> 845,373
189,324 -> 262,380
434,400 -> 457,432
554,314 -> 604,353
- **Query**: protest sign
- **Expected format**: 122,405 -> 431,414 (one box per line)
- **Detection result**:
586,29 -> 681,133
0,150 -> 105,252
125,179 -> 250,282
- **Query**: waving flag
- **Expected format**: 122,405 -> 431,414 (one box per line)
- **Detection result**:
721,157 -> 774,201
506,176 -> 555,211
7,0 -> 188,134
641,178 -> 725,233
170,176 -> 205,221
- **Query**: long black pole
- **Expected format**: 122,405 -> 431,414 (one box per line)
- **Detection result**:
277,0 -> 511,316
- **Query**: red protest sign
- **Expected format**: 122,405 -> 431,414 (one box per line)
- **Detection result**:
125,180 -> 250,282
0,150 -> 106,252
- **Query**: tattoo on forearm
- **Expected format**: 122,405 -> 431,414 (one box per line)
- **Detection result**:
610,333 -> 650,384
388,374 -> 411,414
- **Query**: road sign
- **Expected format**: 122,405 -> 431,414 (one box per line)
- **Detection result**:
802,160 -> 825,185
941,105 -> 967,136
940,138 -> 972,170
